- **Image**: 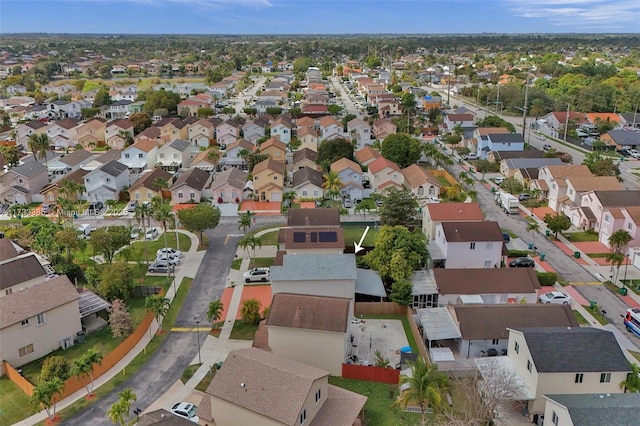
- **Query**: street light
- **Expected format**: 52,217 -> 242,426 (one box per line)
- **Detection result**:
195,317 -> 202,364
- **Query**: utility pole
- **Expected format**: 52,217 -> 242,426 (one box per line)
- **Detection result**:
563,103 -> 570,142
496,84 -> 500,113
446,65 -> 451,108
521,69 -> 530,138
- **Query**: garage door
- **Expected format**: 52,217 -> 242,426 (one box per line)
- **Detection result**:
271,192 -> 282,202
599,229 -> 609,245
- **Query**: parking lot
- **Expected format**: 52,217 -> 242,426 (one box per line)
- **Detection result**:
345,319 -> 410,367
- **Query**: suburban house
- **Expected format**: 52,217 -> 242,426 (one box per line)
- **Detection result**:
224,138 -> 255,170
186,118 -> 214,148
355,146 -> 381,167
287,208 -> 340,228
262,293 -> 350,376
297,127 -> 321,151
500,158 -> 564,179
498,327 -> 630,415
104,119 -> 134,150
372,118 -> 397,140
217,117 -> 245,147
45,148 -> 93,179
330,157 -> 365,201
0,272 -> 81,368
598,206 -> 640,253
134,127 -> 162,146
83,160 -> 129,202
177,98 -> 210,117
291,147 -> 318,172
347,117 -> 371,148
537,165 -> 594,211
542,393 -> 640,426
75,117 -> 107,148
252,158 -> 285,202
128,168 -> 172,204
242,117 -> 268,145
487,149 -> 544,164
107,99 -> 133,119
278,226 -> 345,255
120,138 -> 158,178
0,161 -> 49,204
555,176 -> 623,220
189,148 -> 220,172
169,167 -> 212,204
443,113 -> 475,132
537,111 -> 587,139
416,304 -> 578,361
422,202 -> 484,240
155,118 -> 189,144
367,157 -> 403,194
156,139 -> 192,172
477,133 -> 525,158
210,167 -> 248,203
258,136 -> 287,164
80,149 -> 122,171
402,164 -> 440,202
431,221 -> 505,268
14,120 -> 48,147
601,129 -> 640,151
197,347 -> 366,426
46,117 -> 80,149
575,190 -> 640,245
292,166 -> 324,200
40,168 -> 89,204
318,116 -> 344,141
270,116 -> 293,144
433,268 -> 540,305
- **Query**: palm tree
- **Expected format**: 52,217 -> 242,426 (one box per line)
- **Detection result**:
30,377 -> 64,421
107,400 -> 127,426
72,352 -> 93,397
207,148 -> 220,164
620,363 -> 640,393
239,235 -> 262,268
526,221 -> 540,252
116,388 -> 137,419
151,197 -> 172,265
394,358 -> 448,426
83,348 -> 104,396
606,251 -> 625,284
145,294 -> 170,333
134,202 -> 153,263
118,130 -> 134,147
238,211 -> 252,234
28,133 -> 51,167
609,229 -> 632,254
207,299 -> 224,328
152,178 -> 169,202
322,170 -> 342,201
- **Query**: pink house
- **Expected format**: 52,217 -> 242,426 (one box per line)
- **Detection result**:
576,190 -> 640,247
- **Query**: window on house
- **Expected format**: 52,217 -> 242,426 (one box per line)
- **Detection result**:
86,178 -> 90,183
628,223 -> 633,230
302,191 -> 308,196
160,153 -> 165,158
21,318 -> 30,327
486,242 -> 493,250
300,409 -> 307,424
492,339 -> 499,345
254,176 -> 259,180
315,389 -> 321,403
470,242 -> 476,250
604,215 -> 610,224
178,192 -> 184,199
135,192 -> 141,200
124,153 -> 130,158
189,192 -> 195,199
552,183 -> 556,189
569,189 -> 573,195
514,342 -> 519,353
106,178 -> 111,182
552,411 -> 559,426
600,372 -> 611,383
138,153 -> 143,159
484,260 -> 492,268
575,373 -> 584,383
273,176 -> 278,180
313,190 -> 319,197
18,178 -> 23,183
18,344 -> 34,358
173,153 -> 178,159
147,192 -> 152,199
526,359 -> 532,372
5,288 -> 12,296
36,313 -> 46,326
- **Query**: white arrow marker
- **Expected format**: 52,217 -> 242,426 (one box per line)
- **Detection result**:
354,226 -> 370,254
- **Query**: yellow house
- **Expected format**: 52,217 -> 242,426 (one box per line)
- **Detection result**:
128,168 -> 172,203
258,136 -> 287,164
253,157 -> 285,202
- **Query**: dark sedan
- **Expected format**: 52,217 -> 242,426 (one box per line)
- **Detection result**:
509,257 -> 535,267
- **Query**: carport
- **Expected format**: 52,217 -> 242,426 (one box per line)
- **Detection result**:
416,307 -> 461,361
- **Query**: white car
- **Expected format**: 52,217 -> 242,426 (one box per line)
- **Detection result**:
130,227 -> 141,240
539,291 -> 572,305
243,267 -> 270,283
156,253 -> 180,265
145,228 -> 159,240
157,248 -> 183,258
628,149 -> 640,159
170,402 -> 199,424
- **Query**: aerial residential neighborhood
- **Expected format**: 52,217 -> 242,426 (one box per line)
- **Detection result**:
1,4 -> 640,426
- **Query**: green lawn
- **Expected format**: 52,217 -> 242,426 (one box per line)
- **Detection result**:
180,363 -> 202,384
231,258 -> 242,270
572,310 -> 590,325
195,367 -> 217,392
252,257 -> 275,268
329,377 -> 421,426
129,232 -> 191,261
343,226 -> 378,247
563,231 -> 598,242
0,377 -> 37,425
229,321 -> 259,340
583,305 -> 609,325
257,229 -> 280,246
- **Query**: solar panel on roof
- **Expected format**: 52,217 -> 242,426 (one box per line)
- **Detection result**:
293,232 -> 306,243
310,232 -> 318,242
319,231 -> 338,242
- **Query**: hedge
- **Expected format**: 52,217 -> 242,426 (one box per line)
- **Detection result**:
536,272 -> 558,286
508,250 -> 530,258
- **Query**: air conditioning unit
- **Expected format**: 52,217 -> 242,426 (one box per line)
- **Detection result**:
60,336 -> 74,350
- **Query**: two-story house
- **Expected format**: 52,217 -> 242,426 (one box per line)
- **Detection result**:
217,117 -> 243,147
45,148 -> 93,179
224,138 -> 254,170
155,118 -> 189,144
156,139 -> 192,172
537,111 -> 586,139
557,176 -> 623,222
0,161 -> 49,204
83,160 -> 129,202
128,168 -> 172,204
402,164 -> 440,202
40,168 -> 89,204
242,117 -> 268,145
330,157 -> 364,201
576,190 -> 640,246
120,138 -> 158,180
46,118 -> 80,150
347,117 -> 371,148
542,393 -> 640,426
253,158 -> 285,202
296,126 -> 321,151
318,116 -> 344,141
367,157 -> 403,194
292,166 -> 324,200
186,118 -> 214,148
258,136 -> 287,164
372,117 -> 397,140
497,327 -> 630,415
291,147 -> 318,173
422,202 -> 484,240
600,206 -> 640,254
443,113 -> 474,133
477,133 -> 525,159
210,167 -> 248,204
107,100 -> 132,119
432,221 -> 505,268
15,120 -> 48,147
177,98 -> 210,118
169,167 -> 212,204
76,117 -> 107,149
537,165 -> 593,211
104,119 -> 134,150
270,116 -> 293,144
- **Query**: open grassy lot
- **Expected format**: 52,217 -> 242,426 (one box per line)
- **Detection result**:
0,377 -> 37,425
343,226 -> 378,247
328,377 -> 421,426
563,231 -> 598,242
246,225 -> 282,246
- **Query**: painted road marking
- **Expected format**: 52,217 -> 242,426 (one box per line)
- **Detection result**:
569,282 -> 603,286
170,327 -> 210,332
224,235 -> 229,245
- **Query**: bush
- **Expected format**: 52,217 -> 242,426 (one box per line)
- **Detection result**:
536,272 -> 558,286
508,250 -> 530,258
39,355 -> 71,383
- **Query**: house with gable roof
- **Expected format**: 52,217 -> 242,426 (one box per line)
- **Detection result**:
372,117 -> 397,140
576,190 -> 640,245
292,166 -> 324,200
0,161 -> 49,204
120,138 -> 158,179
537,165 -> 595,211
253,158 -> 285,202
217,117 -> 244,147
190,148 -> 220,172
367,156 -> 403,194
402,164 -> 440,202
169,167 -> 212,204
104,119 -> 134,150
224,138 -> 254,170
186,118 -> 214,148
75,117 -> 106,149
347,117 -> 371,149
156,139 -> 192,172
128,168 -> 172,204
422,202 -> 484,240
330,157 -> 364,201
291,147 -> 318,172
15,120 -> 48,147
542,393 -> 640,426
270,115 -> 293,144
432,221 -> 505,269
210,167 -> 248,203
242,116 -> 269,145
318,116 -> 344,141
45,148 -> 93,179
258,136 -> 287,164
537,111 -> 587,139
46,117 -> 80,149
296,126 -> 321,151
355,146 -> 381,167
83,160 -> 129,202
40,168 -> 89,204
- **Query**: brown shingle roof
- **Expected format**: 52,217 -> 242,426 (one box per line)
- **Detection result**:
434,268 -> 540,295
330,157 -> 361,174
566,176 -> 623,192
293,166 -> 323,189
309,385 -> 368,426
441,221 -> 503,243
209,167 -> 247,192
226,138 -> 254,152
259,136 -> 287,152
0,275 -> 80,329
625,206 -> 640,226
355,146 -> 381,164
206,347 -> 329,425
267,293 -> 350,333
0,253 -> 47,290
544,164 -> 592,179
594,190 -> 640,208
367,156 -> 400,174
293,147 -> 318,164
402,164 -> 439,188
252,157 -> 284,176
130,168 -> 172,192
287,208 -> 340,227
453,304 -> 578,340
170,168 -> 210,191
0,238 -> 20,261
129,138 -> 158,153
476,127 -> 510,136
107,118 -> 133,129
426,202 -> 484,222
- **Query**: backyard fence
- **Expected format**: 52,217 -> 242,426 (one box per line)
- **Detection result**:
354,302 -> 406,317
2,360 -> 34,396
342,363 -> 400,384
406,307 -> 430,362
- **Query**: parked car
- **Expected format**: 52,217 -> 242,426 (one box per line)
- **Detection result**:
502,232 -> 511,243
493,177 -> 505,185
76,224 -> 96,239
157,248 -> 183,258
518,193 -> 532,201
628,149 -> 640,159
170,402 -> 199,424
509,257 -> 535,268
145,228 -> 159,240
462,153 -> 479,161
543,144 -> 552,151
537,134 -> 546,141
617,148 -> 632,157
41,204 -> 53,214
130,227 -> 141,239
426,197 -> 441,203
375,198 -> 383,207
156,253 -> 180,265
127,200 -> 138,212
87,202 -> 104,215
148,261 -> 175,273
539,291 -> 572,305
343,199 -> 353,208
243,267 -> 270,283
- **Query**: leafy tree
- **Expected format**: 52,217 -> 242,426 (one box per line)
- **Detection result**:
379,189 -> 419,226
327,104 -> 342,115
475,115 -> 516,133
265,106 -> 283,116
145,294 -> 170,332
207,299 -> 224,328
128,112 -> 152,134
374,350 -> 390,368
364,55 -> 381,68
240,298 -> 262,325
91,226 -> 131,263
93,86 -> 112,107
606,251 -> 625,283
293,57 -> 313,74
582,152 -> 622,181
380,133 -> 422,168
197,107 -> 214,118
620,363 -> 640,393
364,225 -> 428,283
222,106 -> 236,115
30,377 -> 64,421
500,177 -> 524,194
316,138 -> 355,167
389,279 -> 413,306
543,213 -> 571,238
0,145 -> 19,168
243,107 -> 258,117
394,358 -> 448,425
98,262 -> 135,302
39,356 -> 71,383
108,299 -> 134,338
177,204 -> 221,242
117,388 -> 137,420
143,90 -> 181,115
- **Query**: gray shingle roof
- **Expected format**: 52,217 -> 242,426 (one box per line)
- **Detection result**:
519,327 -> 630,373
168,139 -> 191,152
99,160 -> 128,177
488,133 -> 525,143
58,149 -> 93,167
503,158 -> 564,169
594,190 -> 640,207
209,167 -> 247,192
544,393 -> 640,426
171,168 -> 210,191
293,166 -> 323,188
607,130 -> 640,146
10,161 -> 47,178
270,254 -> 357,281
0,253 -> 47,290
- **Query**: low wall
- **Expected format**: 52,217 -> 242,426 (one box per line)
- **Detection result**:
342,363 -> 400,384
354,302 -> 406,317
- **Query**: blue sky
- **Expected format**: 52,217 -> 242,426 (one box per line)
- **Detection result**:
1,0 -> 639,34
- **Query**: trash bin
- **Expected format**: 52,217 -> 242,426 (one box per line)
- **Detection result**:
76,331 -> 86,344
574,251 -> 581,258
528,243 -> 534,250
589,300 -> 597,310
539,253 -> 546,261
620,287 -> 628,296
545,229 -> 550,236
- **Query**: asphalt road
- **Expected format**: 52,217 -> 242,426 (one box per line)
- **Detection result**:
64,216 -> 284,425
330,76 -> 364,119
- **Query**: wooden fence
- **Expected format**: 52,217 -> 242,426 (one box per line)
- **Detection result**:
354,302 -> 406,317
342,363 -> 400,384
2,360 -> 34,396
429,169 -> 458,186
405,307 -> 430,362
